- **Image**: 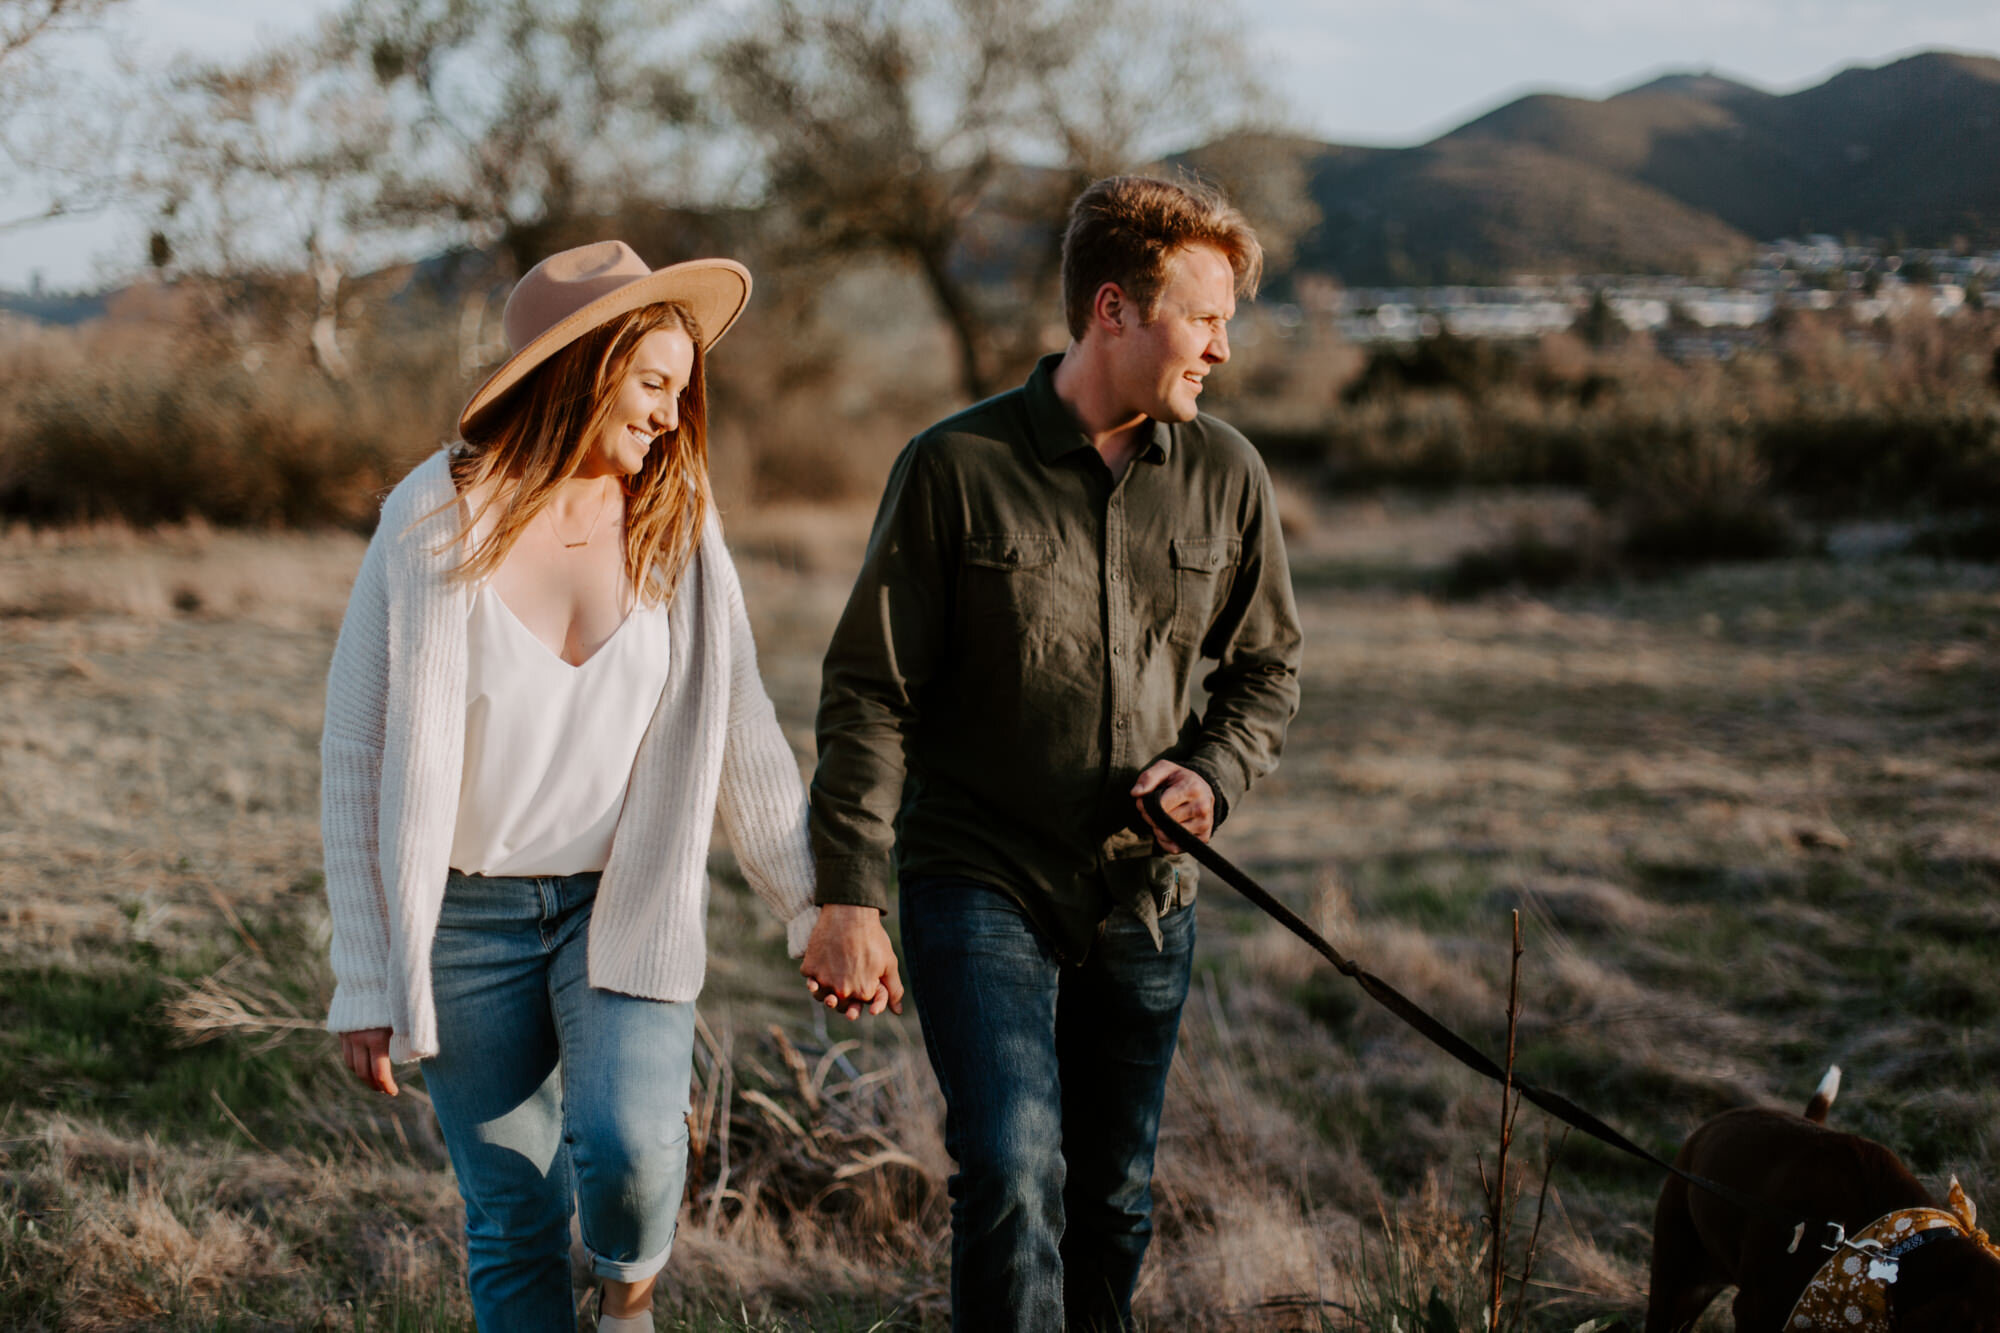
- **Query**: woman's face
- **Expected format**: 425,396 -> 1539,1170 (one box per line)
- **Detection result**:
585,325 -> 696,478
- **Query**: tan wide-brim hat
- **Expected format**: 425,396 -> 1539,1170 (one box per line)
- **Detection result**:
458,240 -> 752,436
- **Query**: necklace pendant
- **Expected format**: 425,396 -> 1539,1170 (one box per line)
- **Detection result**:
547,488 -> 612,548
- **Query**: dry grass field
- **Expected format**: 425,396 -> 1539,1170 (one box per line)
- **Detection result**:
2,487 -> 1998,1330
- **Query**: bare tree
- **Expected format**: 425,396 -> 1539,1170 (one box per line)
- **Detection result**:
148,0 -> 710,278
142,0 -> 711,371
144,44 -> 399,376
317,0 -> 709,276
0,0 -> 113,74
0,0 -> 131,235
710,0 -> 1295,400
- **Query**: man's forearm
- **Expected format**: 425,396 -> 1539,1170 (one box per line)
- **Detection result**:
1186,656 -> 1300,813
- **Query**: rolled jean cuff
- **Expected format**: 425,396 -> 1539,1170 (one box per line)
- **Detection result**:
583,1232 -> 676,1284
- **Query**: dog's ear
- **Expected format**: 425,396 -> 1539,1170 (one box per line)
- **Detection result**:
1947,1176 -> 1978,1231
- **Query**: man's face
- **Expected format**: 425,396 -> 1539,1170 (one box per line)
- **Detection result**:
1119,244 -> 1235,424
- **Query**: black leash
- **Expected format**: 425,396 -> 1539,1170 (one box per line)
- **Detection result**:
1140,791 -> 1845,1249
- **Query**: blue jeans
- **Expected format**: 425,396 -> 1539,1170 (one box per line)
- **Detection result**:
421,871 -> 696,1333
901,876 -> 1196,1333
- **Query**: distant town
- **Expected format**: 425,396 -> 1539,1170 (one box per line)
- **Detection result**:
6,235 -> 1996,364
1317,236 -> 1995,358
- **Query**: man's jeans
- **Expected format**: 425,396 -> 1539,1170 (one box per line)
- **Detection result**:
901,875 -> 1196,1333
421,871 -> 696,1332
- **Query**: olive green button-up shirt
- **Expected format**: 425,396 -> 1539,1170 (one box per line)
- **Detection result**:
810,354 -> 1303,961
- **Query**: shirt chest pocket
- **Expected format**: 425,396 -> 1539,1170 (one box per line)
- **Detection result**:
1169,535 -> 1239,649
961,532 -> 1060,628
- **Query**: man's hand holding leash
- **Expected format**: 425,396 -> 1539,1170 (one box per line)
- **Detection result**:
1132,760 -> 1214,850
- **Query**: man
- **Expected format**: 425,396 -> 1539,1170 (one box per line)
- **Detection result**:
801,175 -> 1302,1331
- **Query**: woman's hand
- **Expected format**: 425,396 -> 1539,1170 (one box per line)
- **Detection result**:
339,1027 -> 400,1096
801,904 -> 904,1020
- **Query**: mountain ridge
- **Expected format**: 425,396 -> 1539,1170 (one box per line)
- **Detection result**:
1612,71 -> 1770,104
1280,49 -> 2000,284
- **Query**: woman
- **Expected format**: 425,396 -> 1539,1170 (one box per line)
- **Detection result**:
320,241 -> 818,1331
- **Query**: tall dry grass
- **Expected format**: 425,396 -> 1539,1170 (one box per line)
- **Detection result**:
1,509 -> 1693,1331
0,285 -> 455,529
9,448 -> 2000,1326
1,1110 -> 472,1331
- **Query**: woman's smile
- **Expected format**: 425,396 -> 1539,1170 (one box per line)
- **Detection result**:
587,326 -> 694,476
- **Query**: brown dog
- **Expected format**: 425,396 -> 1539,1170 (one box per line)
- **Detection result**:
1645,1069 -> 2000,1332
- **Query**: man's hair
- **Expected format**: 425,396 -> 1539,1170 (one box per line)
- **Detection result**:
1061,175 -> 1263,340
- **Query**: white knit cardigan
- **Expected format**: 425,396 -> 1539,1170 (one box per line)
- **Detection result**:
320,451 -> 818,1062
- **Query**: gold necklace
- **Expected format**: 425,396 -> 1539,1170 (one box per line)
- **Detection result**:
547,488 -> 613,549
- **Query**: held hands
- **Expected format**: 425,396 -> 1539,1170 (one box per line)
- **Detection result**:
338,1027 -> 400,1096
792,766 -> 1208,1022
801,903 -> 905,1021
1132,760 -> 1214,852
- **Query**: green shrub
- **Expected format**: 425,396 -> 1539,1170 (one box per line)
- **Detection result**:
1595,425 -> 1797,567
1756,403 -> 2000,512
1444,521 -> 1602,597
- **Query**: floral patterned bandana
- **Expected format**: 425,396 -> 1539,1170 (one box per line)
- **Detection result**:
1785,1179 -> 1999,1331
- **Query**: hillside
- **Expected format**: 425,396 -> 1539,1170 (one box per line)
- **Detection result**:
1287,49 -> 2000,284
1304,137 -> 1752,284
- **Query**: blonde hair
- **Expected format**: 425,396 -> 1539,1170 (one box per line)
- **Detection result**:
447,301 -> 711,604
1061,175 -> 1263,340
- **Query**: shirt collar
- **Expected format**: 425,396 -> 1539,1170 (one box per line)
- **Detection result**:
1022,353 -> 1174,467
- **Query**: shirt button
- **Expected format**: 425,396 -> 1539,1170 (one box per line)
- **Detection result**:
1112,643 -> 1124,657
1115,717 -> 1127,730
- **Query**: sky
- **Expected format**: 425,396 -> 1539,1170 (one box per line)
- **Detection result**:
4,0 -> 1999,290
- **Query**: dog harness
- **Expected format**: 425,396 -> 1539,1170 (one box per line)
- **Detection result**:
1785,1179 -> 1998,1330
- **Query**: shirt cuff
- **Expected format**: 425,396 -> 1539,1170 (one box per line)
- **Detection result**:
1179,752 -> 1240,829
326,982 -> 395,1037
812,852 -> 895,913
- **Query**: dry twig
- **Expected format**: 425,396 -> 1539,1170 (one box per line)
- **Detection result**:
162,974 -> 318,1052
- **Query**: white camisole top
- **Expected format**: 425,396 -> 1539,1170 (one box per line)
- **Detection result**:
448,582 -> 673,877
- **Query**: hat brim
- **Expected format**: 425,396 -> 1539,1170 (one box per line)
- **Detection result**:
457,258 -> 751,437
